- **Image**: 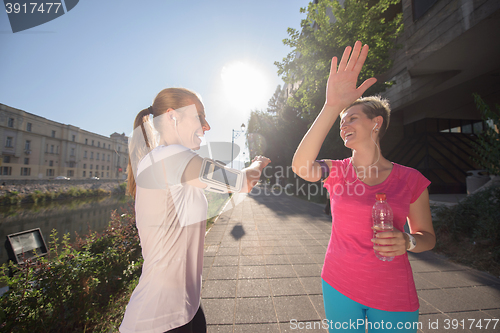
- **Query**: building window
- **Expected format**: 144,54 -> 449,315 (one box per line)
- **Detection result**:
89,171 -> 93,177
108,144 -> 110,149
118,146 -> 121,152
50,145 -> 54,153
107,154 -> 110,161
2,167 -> 12,175
83,171 -> 86,177
49,160 -> 53,167
69,161 -> 76,168
71,148 -> 75,156
5,137 -> 13,148
51,130 -> 56,138
8,118 -> 14,127
46,169 -> 54,177
107,165 -> 109,170
3,156 -> 11,163
25,140 -> 31,151
20,167 -> 31,176
85,138 -> 88,145
72,135 -> 76,142
24,158 -> 29,165
90,164 -> 93,169
83,164 -> 86,169
67,170 -> 74,177
96,153 -> 100,160
90,152 -> 94,159
107,172 -> 109,177
27,122 -> 32,132
92,140 -> 94,146
98,141 -> 100,147
102,165 -> 105,170
84,150 -> 87,158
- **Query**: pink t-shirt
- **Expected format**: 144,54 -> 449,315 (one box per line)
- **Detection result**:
321,158 -> 430,312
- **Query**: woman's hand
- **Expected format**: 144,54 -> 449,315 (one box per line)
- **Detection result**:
240,156 -> 271,193
252,155 -> 271,169
325,41 -> 378,110
371,229 -> 408,257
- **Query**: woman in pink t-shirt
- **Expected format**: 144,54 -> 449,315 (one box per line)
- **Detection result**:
292,42 -> 436,332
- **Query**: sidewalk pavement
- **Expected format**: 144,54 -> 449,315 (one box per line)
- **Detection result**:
201,187 -> 500,333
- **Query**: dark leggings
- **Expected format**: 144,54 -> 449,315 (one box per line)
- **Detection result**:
165,306 -> 206,333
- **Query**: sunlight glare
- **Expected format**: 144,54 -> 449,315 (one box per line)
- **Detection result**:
221,61 -> 271,110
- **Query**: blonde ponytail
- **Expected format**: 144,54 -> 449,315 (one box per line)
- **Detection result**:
127,107 -> 154,197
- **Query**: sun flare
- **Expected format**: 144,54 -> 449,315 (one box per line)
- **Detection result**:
221,61 -> 271,110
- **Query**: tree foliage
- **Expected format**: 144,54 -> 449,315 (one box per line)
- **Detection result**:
276,0 -> 403,120
247,0 -> 403,183
247,85 -> 309,184
471,93 -> 500,176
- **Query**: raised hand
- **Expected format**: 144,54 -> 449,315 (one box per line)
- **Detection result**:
325,41 -> 377,110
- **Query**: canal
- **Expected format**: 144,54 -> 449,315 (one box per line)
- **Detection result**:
0,194 -> 133,264
0,190 -> 231,265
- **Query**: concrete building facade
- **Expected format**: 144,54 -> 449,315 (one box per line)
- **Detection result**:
378,0 -> 500,193
0,103 -> 128,180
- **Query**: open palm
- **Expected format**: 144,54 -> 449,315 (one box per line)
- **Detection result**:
325,41 -> 377,110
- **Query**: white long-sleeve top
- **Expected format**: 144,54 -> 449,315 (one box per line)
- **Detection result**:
120,144 -> 207,333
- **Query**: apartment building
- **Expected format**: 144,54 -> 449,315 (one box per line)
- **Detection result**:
0,103 -> 128,180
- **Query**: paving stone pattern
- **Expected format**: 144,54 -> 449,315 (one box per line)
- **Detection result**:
202,187 -> 500,333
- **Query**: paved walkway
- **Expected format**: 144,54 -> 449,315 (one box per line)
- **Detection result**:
201,187 -> 500,332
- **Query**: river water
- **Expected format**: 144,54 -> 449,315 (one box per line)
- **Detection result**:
0,195 -> 134,264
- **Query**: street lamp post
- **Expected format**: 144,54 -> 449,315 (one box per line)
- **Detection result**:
231,123 -> 246,169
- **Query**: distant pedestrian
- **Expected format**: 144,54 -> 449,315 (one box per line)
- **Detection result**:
292,42 -> 435,333
120,88 -> 270,333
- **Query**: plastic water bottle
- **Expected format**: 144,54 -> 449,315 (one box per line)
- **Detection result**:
372,193 -> 394,262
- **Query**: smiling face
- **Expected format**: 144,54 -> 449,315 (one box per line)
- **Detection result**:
340,105 -> 381,150
175,103 -> 211,150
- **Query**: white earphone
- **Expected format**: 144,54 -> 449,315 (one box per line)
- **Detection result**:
373,124 -> 378,130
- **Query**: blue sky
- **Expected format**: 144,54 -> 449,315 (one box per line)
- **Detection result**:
0,0 -> 308,166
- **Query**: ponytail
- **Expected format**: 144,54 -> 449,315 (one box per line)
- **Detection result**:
127,106 -> 154,197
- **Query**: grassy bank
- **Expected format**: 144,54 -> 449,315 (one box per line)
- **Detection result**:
0,182 -> 127,206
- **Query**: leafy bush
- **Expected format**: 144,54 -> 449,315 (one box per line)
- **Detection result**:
434,186 -> 500,274
471,93 -> 500,176
0,205 -> 143,333
117,182 -> 127,194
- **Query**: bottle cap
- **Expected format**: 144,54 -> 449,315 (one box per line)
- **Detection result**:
375,193 -> 386,201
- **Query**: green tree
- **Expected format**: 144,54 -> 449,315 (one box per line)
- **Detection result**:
247,0 -> 403,183
472,93 -> 500,176
276,0 -> 403,122
247,85 -> 308,184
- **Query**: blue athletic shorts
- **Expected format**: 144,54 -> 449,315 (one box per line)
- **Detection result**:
322,279 -> 420,332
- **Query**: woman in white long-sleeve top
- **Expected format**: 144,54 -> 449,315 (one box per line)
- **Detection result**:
121,88 -> 270,333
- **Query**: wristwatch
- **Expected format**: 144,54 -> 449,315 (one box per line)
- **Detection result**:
405,232 -> 417,251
